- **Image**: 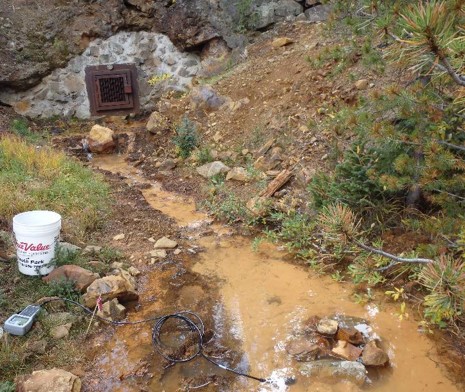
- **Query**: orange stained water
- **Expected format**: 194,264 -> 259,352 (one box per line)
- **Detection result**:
193,236 -> 459,392
92,155 -> 205,227
90,154 -> 459,392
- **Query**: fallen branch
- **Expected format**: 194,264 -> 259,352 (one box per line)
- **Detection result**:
355,241 -> 434,270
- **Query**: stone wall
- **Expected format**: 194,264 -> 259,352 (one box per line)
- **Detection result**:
0,31 -> 200,119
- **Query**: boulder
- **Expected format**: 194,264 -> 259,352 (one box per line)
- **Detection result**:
196,161 -> 231,178
305,4 -> 332,22
18,368 -> 81,392
226,167 -> 250,182
146,111 -> 170,134
42,265 -> 99,293
361,340 -> 389,366
82,275 -> 138,308
286,338 -> 321,361
96,298 -> 126,322
87,125 -> 115,154
300,360 -> 367,386
190,86 -> 226,112
336,327 -> 365,345
332,340 -> 363,361
154,236 -> 178,249
317,318 -> 339,335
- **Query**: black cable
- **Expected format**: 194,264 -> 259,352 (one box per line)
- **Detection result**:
37,297 -> 269,384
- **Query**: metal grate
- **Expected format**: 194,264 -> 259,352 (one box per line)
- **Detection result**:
85,64 -> 140,116
99,76 -> 125,103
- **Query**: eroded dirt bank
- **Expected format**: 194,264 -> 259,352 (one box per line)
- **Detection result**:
79,153 -> 460,392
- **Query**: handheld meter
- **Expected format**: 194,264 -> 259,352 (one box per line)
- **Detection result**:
3,305 -> 41,336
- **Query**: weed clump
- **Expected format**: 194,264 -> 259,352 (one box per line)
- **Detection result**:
173,117 -> 199,159
0,136 -> 110,241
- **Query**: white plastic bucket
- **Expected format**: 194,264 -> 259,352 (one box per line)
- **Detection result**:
13,210 -> 62,276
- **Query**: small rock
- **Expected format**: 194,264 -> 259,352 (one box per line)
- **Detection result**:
173,249 -> 182,255
96,298 -> 126,321
213,131 -> 223,143
146,111 -> 170,134
317,318 -> 339,335
272,37 -> 294,48
18,368 -> 81,392
300,360 -> 367,386
58,242 -> 81,255
355,79 -> 369,90
82,245 -> 102,255
157,159 -> 177,171
154,236 -> 178,249
87,124 -> 115,154
113,233 -> 125,241
150,249 -> 167,258
110,261 -> 124,269
336,327 -> 365,345
50,323 -> 73,339
128,266 -> 140,276
196,161 -> 231,178
148,237 -> 156,242
332,340 -> 363,361
361,340 -> 389,366
226,167 -> 250,182
256,138 -> 275,157
27,339 -> 48,354
286,338 -> 321,361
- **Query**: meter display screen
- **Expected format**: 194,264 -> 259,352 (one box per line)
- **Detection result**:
10,315 -> 29,326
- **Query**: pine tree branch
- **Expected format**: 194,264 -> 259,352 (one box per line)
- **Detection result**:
438,56 -> 465,87
437,140 -> 465,153
355,241 -> 434,267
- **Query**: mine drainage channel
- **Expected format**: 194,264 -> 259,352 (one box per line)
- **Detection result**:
92,155 -> 458,392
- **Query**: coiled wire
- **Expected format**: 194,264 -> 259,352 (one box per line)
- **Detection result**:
37,297 -> 267,383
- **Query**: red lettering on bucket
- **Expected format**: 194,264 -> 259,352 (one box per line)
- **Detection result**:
16,242 -> 51,252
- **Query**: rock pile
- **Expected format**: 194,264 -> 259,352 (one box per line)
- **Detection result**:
286,315 -> 390,386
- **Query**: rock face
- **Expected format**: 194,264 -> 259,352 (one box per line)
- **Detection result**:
0,0 -> 303,118
82,274 -> 138,308
87,125 -> 115,154
0,32 -> 200,119
18,368 -> 81,392
42,265 -> 99,293
197,161 -> 231,178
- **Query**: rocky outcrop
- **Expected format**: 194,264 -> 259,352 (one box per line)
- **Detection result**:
0,0 -> 304,93
17,368 -> 81,392
82,274 -> 138,308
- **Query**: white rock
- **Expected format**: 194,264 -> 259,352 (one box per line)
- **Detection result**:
154,236 -> 178,249
113,233 -> 125,241
196,161 -> 230,178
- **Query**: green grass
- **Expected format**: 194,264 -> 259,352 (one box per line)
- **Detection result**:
0,136 -> 110,242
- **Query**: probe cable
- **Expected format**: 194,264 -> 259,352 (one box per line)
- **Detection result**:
37,297 -> 268,383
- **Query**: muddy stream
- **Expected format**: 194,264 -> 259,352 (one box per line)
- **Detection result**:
90,155 -> 458,392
